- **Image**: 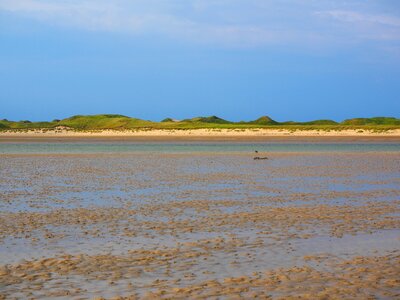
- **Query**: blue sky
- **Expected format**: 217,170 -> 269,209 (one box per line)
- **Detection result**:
1,0 -> 400,122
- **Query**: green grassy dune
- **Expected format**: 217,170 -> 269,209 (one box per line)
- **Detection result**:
1,114 -> 399,131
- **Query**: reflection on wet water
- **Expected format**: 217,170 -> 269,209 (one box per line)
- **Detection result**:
1,142 -> 400,153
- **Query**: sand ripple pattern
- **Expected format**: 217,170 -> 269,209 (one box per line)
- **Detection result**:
0,152 -> 399,299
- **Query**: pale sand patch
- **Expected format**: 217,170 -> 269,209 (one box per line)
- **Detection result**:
1,128 -> 400,139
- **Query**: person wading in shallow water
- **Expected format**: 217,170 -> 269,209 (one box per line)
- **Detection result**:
254,150 -> 268,160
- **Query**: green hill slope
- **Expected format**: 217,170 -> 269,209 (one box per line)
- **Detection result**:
249,116 -> 278,125
0,115 -> 399,130
183,116 -> 231,124
0,119 -> 53,129
58,114 -> 154,129
301,119 -> 338,125
161,118 -> 174,122
341,117 -> 400,125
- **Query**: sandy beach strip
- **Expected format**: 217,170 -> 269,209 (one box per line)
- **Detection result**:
1,128 -> 400,143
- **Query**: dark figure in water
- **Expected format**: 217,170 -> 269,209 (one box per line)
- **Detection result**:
254,150 -> 268,160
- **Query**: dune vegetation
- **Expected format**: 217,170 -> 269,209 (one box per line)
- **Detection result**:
0,114 -> 399,131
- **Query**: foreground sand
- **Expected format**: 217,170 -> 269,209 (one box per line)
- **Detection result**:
0,152 -> 399,299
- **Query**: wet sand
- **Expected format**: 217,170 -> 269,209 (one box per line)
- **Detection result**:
0,152 -> 399,299
1,135 -> 400,144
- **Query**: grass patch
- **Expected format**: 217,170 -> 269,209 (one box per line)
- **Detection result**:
0,115 -> 399,132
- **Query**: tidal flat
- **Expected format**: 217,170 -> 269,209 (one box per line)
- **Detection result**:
0,143 -> 399,299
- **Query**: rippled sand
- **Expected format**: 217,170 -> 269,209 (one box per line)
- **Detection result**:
0,152 -> 399,299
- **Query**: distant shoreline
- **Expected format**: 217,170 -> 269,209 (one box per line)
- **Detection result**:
1,128 -> 400,143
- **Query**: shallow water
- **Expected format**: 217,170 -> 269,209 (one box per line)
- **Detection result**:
0,143 -> 399,299
1,141 -> 400,153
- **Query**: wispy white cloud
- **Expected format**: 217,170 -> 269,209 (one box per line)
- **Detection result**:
0,0 -> 143,31
319,10 -> 400,27
316,10 -> 400,41
1,0 -> 399,48
0,0 -> 311,47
